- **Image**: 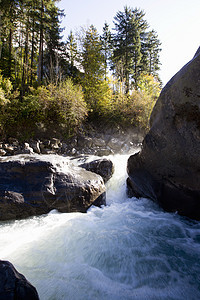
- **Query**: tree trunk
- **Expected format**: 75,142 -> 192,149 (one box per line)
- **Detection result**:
38,0 -> 44,85
22,18 -> 29,95
8,28 -> 13,78
0,12 -> 2,60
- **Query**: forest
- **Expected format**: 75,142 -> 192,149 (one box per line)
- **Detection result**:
0,0 -> 162,140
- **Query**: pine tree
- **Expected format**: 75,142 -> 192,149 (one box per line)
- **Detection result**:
0,0 -> 20,79
112,6 -> 148,92
66,30 -> 79,77
141,30 -> 161,79
81,25 -> 111,115
112,6 -> 133,93
29,0 -> 40,86
82,25 -> 104,79
101,22 -> 112,80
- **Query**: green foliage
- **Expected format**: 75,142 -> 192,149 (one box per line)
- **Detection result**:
141,30 -> 162,78
81,25 -> 104,79
81,25 -> 113,118
112,6 -> 161,92
66,30 -> 79,77
95,74 -> 161,130
0,79 -> 87,139
0,3 -> 163,139
101,22 -> 112,80
37,79 -> 87,134
126,74 -> 161,129
0,0 -> 65,89
0,71 -> 12,105
83,78 -> 113,119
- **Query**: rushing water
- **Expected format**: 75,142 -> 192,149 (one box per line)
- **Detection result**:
0,152 -> 200,300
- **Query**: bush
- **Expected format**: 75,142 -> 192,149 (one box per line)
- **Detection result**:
82,77 -> 113,120
133,74 -> 161,129
0,79 -> 88,139
0,71 -> 12,106
37,79 -> 87,137
104,74 -> 161,130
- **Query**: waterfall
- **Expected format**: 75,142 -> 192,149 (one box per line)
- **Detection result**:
0,152 -> 200,300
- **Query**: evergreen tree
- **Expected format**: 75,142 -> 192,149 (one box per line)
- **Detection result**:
66,30 -> 79,77
0,0 -> 20,79
141,30 -> 161,79
112,6 -> 133,93
101,22 -> 112,80
130,8 -> 148,89
30,0 -> 39,86
43,0 -> 65,83
0,0 -> 65,87
82,25 -> 104,79
81,25 -> 111,116
112,6 -> 148,92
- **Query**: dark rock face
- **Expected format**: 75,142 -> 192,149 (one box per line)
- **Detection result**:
127,47 -> 200,220
79,158 -> 114,183
0,260 -> 39,300
0,155 -> 106,221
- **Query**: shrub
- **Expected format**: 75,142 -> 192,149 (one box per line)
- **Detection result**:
37,79 -> 87,136
0,78 -> 88,139
82,77 -> 113,120
0,71 -> 12,105
107,74 -> 161,130
132,74 -> 161,129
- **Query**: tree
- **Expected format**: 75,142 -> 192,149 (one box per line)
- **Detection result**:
101,22 -> 112,80
43,0 -> 65,83
0,0 -> 20,79
81,25 -> 104,79
141,30 -> 161,79
66,30 -> 79,78
0,0 -> 65,88
112,6 -> 148,93
81,25 -> 112,116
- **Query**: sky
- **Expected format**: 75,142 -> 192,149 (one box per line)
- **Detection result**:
57,0 -> 200,86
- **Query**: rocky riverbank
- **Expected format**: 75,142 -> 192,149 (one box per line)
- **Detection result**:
0,127 -> 143,157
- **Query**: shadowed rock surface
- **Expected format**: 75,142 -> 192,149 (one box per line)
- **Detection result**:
0,260 -> 39,300
127,47 -> 200,220
79,158 -> 114,183
0,155 -> 106,221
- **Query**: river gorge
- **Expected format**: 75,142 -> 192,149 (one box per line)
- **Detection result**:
0,152 -> 200,300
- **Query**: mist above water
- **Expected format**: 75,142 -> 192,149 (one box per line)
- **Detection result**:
0,152 -> 200,300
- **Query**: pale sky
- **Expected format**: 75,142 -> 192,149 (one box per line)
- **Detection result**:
58,0 -> 200,86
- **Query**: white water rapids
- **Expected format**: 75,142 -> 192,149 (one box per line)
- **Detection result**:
0,152 -> 200,300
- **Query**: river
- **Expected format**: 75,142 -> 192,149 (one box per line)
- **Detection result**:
0,152 -> 200,300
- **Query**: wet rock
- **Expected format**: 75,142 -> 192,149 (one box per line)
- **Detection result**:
24,143 -> 34,154
107,138 -> 124,152
60,142 -> 68,153
8,137 -> 19,147
0,149 -> 6,156
0,260 -> 39,300
127,47 -> 200,220
4,144 -> 15,155
30,141 -> 41,154
0,155 -> 106,221
80,158 -> 114,183
50,138 -> 61,151
92,137 -> 106,148
77,135 -> 93,148
95,148 -> 113,157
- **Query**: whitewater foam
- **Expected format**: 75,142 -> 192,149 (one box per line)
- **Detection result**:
0,152 -> 200,300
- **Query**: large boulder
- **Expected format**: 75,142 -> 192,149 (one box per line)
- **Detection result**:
79,158 -> 114,183
0,260 -> 39,300
127,47 -> 200,220
0,155 -> 106,221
